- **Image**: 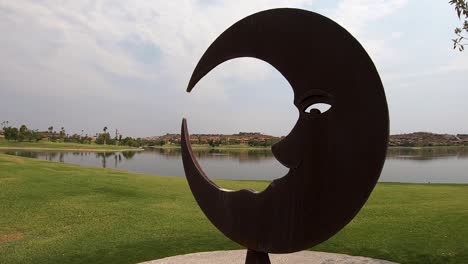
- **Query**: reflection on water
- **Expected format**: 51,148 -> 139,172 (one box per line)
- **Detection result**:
151,148 -> 274,162
387,147 -> 468,161
2,147 -> 468,183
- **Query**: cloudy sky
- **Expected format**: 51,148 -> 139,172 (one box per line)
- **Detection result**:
1,0 -> 467,137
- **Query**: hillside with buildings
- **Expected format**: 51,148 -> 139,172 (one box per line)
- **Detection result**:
2,127 -> 468,148
388,132 -> 468,147
144,132 -> 282,147
145,132 -> 468,147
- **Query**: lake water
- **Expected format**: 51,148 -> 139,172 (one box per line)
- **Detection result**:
2,147 -> 468,184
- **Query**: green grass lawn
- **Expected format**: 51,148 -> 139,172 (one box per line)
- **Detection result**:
0,138 -> 140,151
0,154 -> 467,264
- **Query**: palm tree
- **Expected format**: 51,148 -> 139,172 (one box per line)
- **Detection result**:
48,126 -> 53,141
59,127 -> 65,142
103,126 -> 108,145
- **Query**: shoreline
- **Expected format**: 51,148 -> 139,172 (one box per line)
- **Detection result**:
145,145 -> 273,150
147,145 -> 468,150
0,145 -> 466,152
0,146 -> 144,152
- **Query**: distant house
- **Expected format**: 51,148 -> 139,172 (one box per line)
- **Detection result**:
457,134 -> 468,143
0,129 -> 4,138
38,131 -> 50,138
145,132 -> 280,146
389,132 -> 465,147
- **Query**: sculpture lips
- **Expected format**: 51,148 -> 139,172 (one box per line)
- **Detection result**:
182,8 -> 389,254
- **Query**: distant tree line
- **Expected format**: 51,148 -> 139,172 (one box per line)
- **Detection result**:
1,121 -> 282,148
198,138 -> 279,148
1,122 -> 42,142
202,138 -> 280,148
247,138 -> 280,147
0,122 -> 160,148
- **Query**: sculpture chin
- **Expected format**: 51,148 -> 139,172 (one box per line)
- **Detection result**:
182,118 -> 294,195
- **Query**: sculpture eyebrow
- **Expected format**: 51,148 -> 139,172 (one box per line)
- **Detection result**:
296,89 -> 333,106
301,94 -> 328,103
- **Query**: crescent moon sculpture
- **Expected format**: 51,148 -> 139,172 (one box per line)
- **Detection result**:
181,8 -> 389,263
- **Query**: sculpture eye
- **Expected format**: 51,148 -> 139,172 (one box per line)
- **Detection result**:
304,103 -> 332,114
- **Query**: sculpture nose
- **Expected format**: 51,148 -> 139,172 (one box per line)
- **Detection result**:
271,125 -> 302,169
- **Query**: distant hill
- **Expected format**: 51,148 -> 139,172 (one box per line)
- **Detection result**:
144,132 -> 281,145
389,132 -> 468,147
144,132 -> 468,147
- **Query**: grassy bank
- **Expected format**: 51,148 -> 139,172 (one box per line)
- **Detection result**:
0,154 -> 467,264
0,139 -> 141,151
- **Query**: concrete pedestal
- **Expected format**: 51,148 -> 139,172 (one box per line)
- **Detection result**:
140,250 -> 398,264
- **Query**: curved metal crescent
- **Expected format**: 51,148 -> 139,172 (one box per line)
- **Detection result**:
182,8 -> 389,254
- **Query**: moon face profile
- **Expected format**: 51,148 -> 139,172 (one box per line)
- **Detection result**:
181,8 -> 389,253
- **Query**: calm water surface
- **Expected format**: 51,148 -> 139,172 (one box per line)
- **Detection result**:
2,147 -> 468,183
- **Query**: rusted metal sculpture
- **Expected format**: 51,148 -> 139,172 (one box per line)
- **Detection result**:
181,8 -> 389,264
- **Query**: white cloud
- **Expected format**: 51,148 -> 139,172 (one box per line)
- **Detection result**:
390,31 -> 403,39
330,0 -> 408,64
1,0 -> 312,92
437,53 -> 468,73
332,0 -> 408,35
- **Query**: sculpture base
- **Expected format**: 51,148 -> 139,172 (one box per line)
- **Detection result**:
139,250 -> 398,264
245,249 -> 270,264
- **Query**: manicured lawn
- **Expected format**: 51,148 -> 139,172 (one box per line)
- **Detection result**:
0,154 -> 467,264
0,138 -> 140,151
